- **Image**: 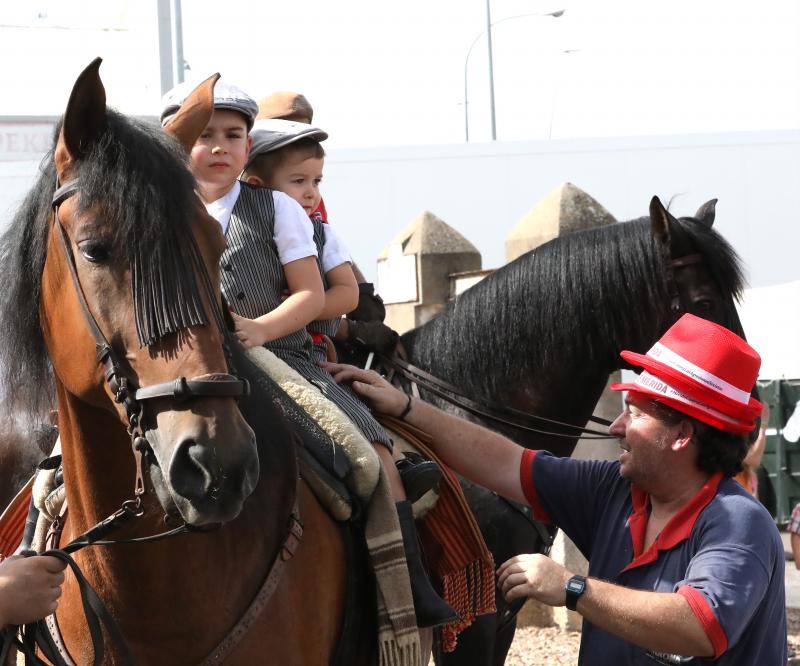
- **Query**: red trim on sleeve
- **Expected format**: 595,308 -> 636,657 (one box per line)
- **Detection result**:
677,585 -> 728,659
519,449 -> 551,523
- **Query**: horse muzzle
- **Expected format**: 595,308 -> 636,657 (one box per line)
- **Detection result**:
148,415 -> 259,526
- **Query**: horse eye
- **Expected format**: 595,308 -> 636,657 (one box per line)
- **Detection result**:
78,241 -> 111,264
694,299 -> 714,312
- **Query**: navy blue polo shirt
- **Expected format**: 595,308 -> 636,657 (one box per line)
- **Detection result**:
520,450 -> 787,665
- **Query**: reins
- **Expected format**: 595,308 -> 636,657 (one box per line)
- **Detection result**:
380,354 -> 617,440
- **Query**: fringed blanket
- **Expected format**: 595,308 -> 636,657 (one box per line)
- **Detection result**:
0,477 -> 32,557
379,416 -> 497,653
245,347 -> 421,666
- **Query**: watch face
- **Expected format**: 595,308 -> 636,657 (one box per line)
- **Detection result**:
567,579 -> 584,593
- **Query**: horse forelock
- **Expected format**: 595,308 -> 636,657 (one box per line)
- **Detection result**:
674,214 -> 745,300
75,111 -> 210,347
0,111 -> 210,423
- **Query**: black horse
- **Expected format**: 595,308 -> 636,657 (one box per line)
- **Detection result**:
400,196 -> 745,666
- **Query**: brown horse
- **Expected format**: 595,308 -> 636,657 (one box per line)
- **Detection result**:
0,60 -> 358,664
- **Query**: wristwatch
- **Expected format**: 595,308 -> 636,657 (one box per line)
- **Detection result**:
565,574 -> 587,611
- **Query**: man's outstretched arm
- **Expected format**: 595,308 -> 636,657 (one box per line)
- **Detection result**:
323,363 -> 528,505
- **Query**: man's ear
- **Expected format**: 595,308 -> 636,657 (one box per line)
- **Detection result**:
671,420 -> 695,452
244,174 -> 264,187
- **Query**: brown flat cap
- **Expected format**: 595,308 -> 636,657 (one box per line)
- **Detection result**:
256,91 -> 314,123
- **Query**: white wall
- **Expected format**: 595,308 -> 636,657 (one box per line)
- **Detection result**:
322,131 -> 800,288
3,129 -> 798,291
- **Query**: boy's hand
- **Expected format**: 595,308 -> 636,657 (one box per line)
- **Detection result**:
231,312 -> 271,348
0,554 -> 67,627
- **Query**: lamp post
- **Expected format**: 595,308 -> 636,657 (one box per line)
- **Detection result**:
464,7 -> 565,142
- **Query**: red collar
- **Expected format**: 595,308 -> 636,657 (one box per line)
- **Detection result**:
622,472 -> 723,572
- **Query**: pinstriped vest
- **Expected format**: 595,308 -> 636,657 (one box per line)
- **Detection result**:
308,217 -> 341,342
220,182 -> 313,356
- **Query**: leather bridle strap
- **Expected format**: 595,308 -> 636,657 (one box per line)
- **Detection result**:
381,355 -> 617,439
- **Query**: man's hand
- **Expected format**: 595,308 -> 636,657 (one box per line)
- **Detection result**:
0,555 -> 67,627
321,362 -> 408,417
231,312 -> 271,349
497,553 -> 572,606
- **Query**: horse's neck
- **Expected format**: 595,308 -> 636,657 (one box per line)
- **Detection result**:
402,278 -> 649,455
56,387 -> 295,660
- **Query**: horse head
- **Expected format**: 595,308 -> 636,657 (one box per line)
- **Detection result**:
649,195 -> 745,334
40,59 -> 258,526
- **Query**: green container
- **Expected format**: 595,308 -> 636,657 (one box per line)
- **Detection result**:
758,379 -> 800,524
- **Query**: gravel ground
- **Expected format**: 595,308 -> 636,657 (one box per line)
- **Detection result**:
481,626 -> 800,665
503,626 -> 582,665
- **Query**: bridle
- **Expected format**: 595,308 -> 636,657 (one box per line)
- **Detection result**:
666,251 -> 704,316
52,178 -> 249,516
1,179 -> 255,666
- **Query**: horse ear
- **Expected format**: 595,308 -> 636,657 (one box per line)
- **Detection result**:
694,198 -> 717,227
649,195 -> 676,244
164,73 -> 220,154
58,57 -> 107,168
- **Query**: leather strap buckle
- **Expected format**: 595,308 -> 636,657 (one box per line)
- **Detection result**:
281,512 -> 304,561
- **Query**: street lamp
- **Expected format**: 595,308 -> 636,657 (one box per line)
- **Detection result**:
464,7 -> 565,142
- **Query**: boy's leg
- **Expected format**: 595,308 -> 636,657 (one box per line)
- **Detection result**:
371,441 -> 457,628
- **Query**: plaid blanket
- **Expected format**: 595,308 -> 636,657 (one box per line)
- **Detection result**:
366,466 -> 421,666
379,416 -> 496,653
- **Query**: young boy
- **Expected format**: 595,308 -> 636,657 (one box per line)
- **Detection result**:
256,92 -> 396,352
160,79 -> 324,350
241,118 -> 455,628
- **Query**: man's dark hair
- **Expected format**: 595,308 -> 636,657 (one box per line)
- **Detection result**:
650,400 -> 749,477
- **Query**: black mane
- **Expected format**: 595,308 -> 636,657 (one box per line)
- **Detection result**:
403,216 -> 744,400
0,110 -> 204,423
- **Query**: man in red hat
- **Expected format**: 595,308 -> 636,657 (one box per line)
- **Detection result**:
324,314 -> 787,664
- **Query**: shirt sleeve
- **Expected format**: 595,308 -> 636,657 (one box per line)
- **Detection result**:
272,191 -> 317,265
321,224 -> 352,273
519,450 -> 623,557
674,497 -> 782,659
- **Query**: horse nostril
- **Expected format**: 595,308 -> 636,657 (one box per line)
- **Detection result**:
168,439 -> 217,503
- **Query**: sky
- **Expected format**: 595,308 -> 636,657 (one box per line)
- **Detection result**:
1,0 -> 799,147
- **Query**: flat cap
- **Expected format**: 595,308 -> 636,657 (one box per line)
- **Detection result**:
161,77 -> 259,130
246,119 -> 328,169
256,91 -> 314,123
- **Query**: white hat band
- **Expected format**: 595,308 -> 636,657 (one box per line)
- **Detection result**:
634,371 -> 740,427
646,342 -> 750,405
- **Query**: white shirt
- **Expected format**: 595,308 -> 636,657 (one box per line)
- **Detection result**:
321,223 -> 352,274
205,183 -> 317,265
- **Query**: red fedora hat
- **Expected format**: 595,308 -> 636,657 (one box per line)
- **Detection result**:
610,314 -> 763,433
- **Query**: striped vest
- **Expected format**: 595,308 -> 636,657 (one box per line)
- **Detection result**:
220,182 -> 313,356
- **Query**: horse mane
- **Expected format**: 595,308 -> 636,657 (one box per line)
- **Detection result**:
0,110 -> 206,423
403,215 -> 744,399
